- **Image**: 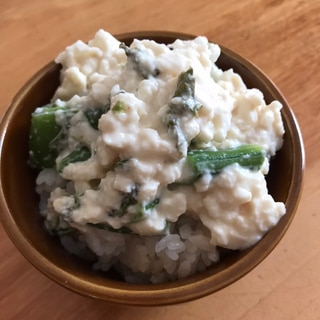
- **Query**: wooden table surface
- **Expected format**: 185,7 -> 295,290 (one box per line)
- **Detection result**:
0,0 -> 319,319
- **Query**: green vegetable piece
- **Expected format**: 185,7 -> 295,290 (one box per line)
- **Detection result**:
84,102 -> 110,130
29,104 -> 73,169
88,220 -> 170,236
57,145 -> 91,172
144,198 -> 160,211
119,42 -> 160,79
84,108 -> 105,130
163,68 -> 201,158
88,223 -> 134,234
164,113 -> 188,158
112,101 -> 126,113
132,198 -> 160,223
109,184 -> 139,217
179,145 -> 266,184
44,214 -> 76,236
169,68 -> 201,116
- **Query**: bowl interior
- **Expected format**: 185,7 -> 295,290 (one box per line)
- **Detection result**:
0,31 -> 304,306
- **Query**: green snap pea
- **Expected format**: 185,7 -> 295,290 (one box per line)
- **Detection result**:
29,104 -> 75,169
178,144 -> 266,184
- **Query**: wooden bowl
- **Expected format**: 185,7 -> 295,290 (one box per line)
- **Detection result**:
0,31 -> 304,306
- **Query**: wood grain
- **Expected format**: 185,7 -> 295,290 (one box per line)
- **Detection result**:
0,0 -> 319,319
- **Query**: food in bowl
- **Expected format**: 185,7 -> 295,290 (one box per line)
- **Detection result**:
29,30 -> 286,284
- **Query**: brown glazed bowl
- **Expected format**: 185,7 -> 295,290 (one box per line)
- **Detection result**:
0,31 -> 304,306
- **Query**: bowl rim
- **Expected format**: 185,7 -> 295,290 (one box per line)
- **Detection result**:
0,30 -> 305,306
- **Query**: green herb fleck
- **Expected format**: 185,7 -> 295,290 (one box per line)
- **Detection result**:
112,101 -> 126,113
